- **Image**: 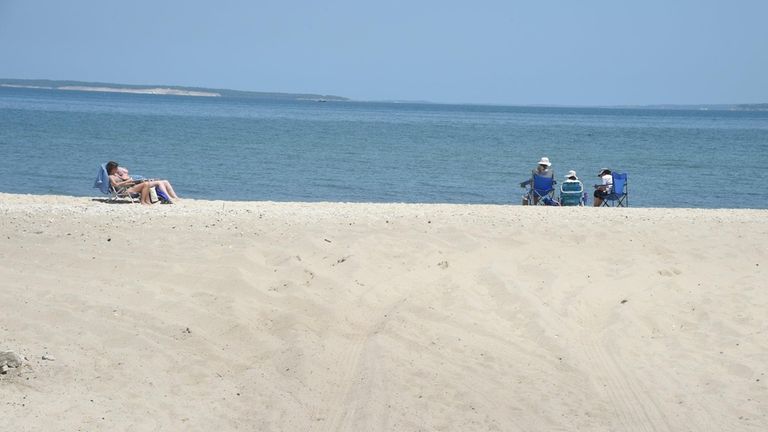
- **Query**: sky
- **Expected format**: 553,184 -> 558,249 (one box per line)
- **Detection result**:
0,0 -> 766,105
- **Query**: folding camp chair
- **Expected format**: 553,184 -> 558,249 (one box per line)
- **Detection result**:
93,163 -> 139,203
601,172 -> 628,207
559,181 -> 585,206
523,173 -> 557,205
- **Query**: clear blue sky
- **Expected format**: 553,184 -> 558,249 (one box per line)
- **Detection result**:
1,0 -> 766,105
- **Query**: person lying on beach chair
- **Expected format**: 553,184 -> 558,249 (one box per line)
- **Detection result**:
115,166 -> 136,182
106,161 -> 179,205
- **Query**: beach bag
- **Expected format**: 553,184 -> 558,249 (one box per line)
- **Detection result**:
149,186 -> 159,203
155,188 -> 171,203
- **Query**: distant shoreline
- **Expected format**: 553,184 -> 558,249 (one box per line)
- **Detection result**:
59,85 -> 220,97
1,83 -> 220,97
0,78 -> 349,101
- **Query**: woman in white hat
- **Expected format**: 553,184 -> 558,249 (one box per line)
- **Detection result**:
519,156 -> 554,204
536,156 -> 552,174
520,156 -> 554,188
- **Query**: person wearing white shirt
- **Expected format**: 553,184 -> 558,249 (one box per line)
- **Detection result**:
593,168 -> 613,207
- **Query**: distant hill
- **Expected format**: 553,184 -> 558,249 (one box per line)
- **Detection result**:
0,78 -> 349,101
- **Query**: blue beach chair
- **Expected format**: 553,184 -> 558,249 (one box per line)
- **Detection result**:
601,173 -> 628,207
523,173 -> 557,205
93,163 -> 139,203
559,181 -> 585,206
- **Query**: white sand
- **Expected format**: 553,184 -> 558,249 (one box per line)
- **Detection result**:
1,193 -> 766,431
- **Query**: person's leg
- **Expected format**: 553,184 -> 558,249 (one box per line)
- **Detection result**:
135,183 -> 151,204
593,190 -> 603,207
160,180 -> 178,199
127,183 -> 146,204
148,180 -> 169,200
148,180 -> 177,201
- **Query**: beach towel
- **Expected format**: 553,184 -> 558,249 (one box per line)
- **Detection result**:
94,164 -> 111,194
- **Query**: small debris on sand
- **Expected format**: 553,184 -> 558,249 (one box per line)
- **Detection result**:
0,350 -> 24,373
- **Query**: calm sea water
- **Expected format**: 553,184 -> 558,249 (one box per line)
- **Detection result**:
1,87 -> 768,208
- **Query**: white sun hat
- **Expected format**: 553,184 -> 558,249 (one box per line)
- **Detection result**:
537,157 -> 551,166
564,170 -> 578,180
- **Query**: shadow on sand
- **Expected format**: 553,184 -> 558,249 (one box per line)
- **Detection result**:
90,198 -> 137,204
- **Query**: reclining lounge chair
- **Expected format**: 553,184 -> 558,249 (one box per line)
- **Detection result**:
93,163 -> 139,203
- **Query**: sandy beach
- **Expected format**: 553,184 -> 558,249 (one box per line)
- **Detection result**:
1,192 -> 766,431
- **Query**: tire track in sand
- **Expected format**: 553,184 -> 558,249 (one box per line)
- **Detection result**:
580,335 -> 673,432
310,298 -> 407,432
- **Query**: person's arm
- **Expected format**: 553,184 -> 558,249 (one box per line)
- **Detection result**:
521,169 -> 537,188
595,176 -> 611,191
109,175 -> 138,188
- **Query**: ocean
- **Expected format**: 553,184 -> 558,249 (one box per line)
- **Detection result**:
1,87 -> 767,208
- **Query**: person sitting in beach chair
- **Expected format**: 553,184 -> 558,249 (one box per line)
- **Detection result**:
598,171 -> 628,207
520,157 -> 554,188
521,157 -> 556,205
593,168 -> 613,207
105,161 -> 178,205
94,163 -> 139,203
559,170 -> 585,206
522,173 -> 558,205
